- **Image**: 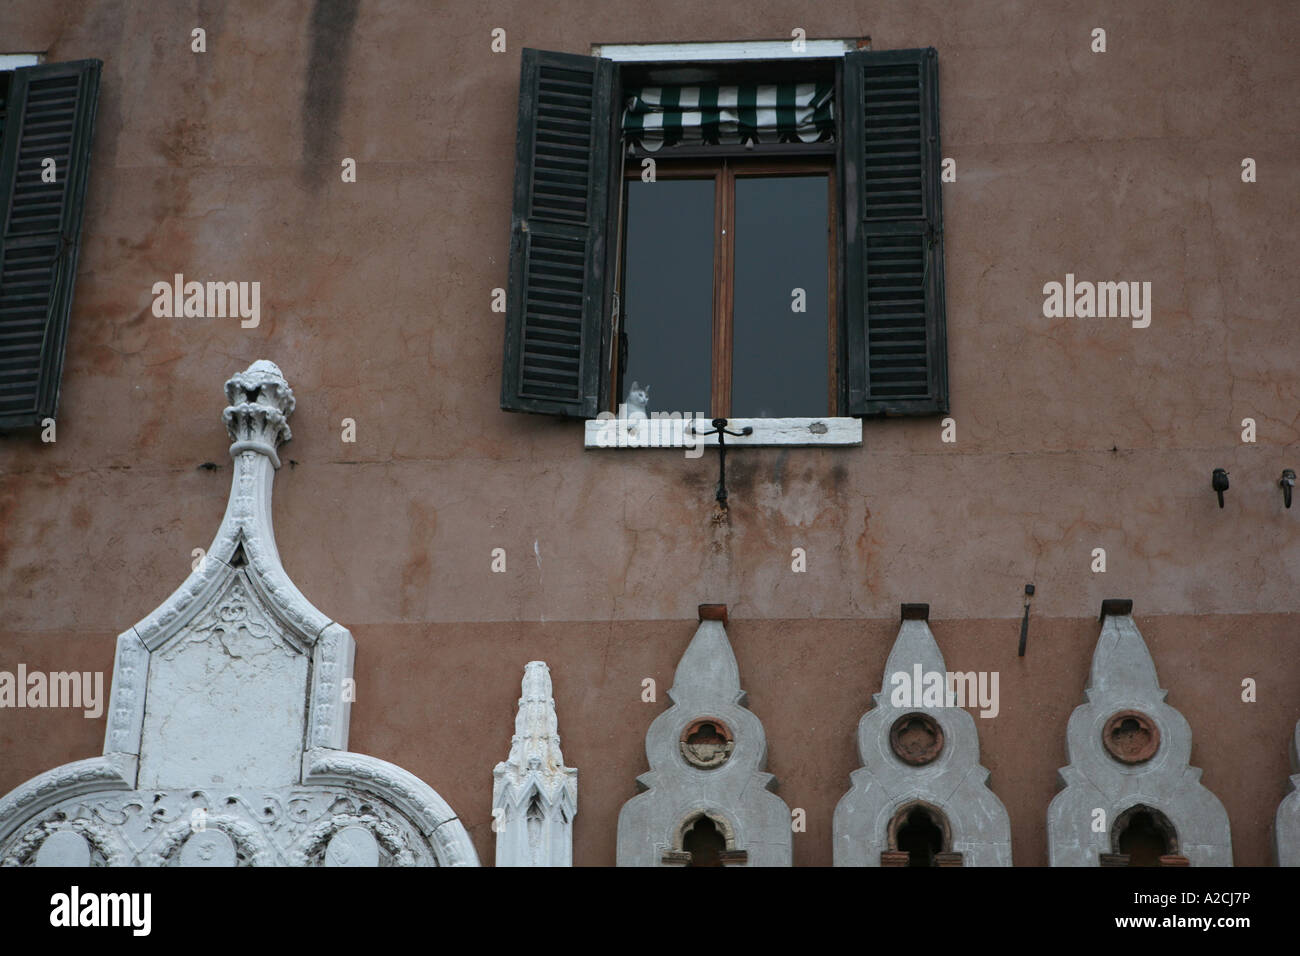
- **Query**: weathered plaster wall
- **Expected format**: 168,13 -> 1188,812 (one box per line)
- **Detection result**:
4,616 -> 1297,865
1,1 -> 1297,864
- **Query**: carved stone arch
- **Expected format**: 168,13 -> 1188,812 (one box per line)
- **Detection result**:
887,800 -> 952,851
0,361 -> 478,867
676,808 -> 739,850
662,808 -> 747,867
881,800 -> 967,867
1110,803 -> 1177,854
525,793 -> 545,820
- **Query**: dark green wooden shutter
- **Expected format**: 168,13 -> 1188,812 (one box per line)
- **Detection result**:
842,48 -> 948,416
501,49 -> 618,417
0,59 -> 101,429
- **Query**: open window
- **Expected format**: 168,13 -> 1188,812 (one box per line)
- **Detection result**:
500,43 -> 947,424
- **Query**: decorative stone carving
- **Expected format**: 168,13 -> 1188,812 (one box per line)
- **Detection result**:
1274,722 -> 1300,865
1101,710 -> 1161,764
1047,600 -> 1231,866
0,784 -> 447,867
617,605 -> 791,867
140,574 -> 309,789
833,605 -> 1012,866
325,826 -> 381,867
492,661 -> 577,867
0,361 -> 477,867
679,718 -> 734,769
890,712 -> 944,766
179,829 -> 237,868
33,830 -> 91,867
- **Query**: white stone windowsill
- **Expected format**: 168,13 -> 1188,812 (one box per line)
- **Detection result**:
584,416 -> 861,449
0,54 -> 43,70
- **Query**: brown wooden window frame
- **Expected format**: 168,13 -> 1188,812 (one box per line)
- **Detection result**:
614,154 -> 839,418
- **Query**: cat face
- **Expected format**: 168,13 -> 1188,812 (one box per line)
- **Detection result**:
626,381 -> 650,408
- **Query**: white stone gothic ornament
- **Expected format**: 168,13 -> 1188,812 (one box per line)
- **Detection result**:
1275,721 -> 1300,865
0,360 -> 478,867
616,606 -> 791,866
492,661 -> 577,866
1047,601 -> 1231,866
833,605 -> 1012,866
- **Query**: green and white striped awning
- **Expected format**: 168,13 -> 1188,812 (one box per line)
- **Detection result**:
622,82 -> 834,151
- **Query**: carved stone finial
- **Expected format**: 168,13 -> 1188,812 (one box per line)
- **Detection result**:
493,662 -> 577,866
502,662 -> 570,784
1048,608 -> 1231,866
222,359 -> 295,467
617,614 -> 791,867
833,615 -> 1011,866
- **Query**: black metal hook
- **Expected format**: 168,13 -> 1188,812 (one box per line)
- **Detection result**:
690,418 -> 753,508
1281,469 -> 1296,509
1211,468 -> 1229,508
1017,584 -> 1034,657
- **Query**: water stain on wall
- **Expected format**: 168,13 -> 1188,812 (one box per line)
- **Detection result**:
301,0 -> 360,186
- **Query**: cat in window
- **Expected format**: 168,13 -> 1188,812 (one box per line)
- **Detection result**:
623,381 -> 650,421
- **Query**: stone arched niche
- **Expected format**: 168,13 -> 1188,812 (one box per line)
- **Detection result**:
663,810 -> 747,867
1100,804 -> 1186,867
882,801 -> 963,867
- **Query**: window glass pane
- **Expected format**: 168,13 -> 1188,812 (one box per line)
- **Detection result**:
623,178 -> 714,418
731,175 -> 829,417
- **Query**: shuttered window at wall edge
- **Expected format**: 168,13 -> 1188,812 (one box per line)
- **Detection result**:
0,59 -> 101,430
841,47 -> 948,417
501,48 -> 619,418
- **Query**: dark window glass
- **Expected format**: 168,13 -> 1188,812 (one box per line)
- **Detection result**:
731,175 -> 828,417
622,178 -> 714,418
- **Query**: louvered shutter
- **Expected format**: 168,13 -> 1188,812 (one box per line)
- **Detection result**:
842,48 -> 948,416
0,59 -> 101,429
501,49 -> 618,418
